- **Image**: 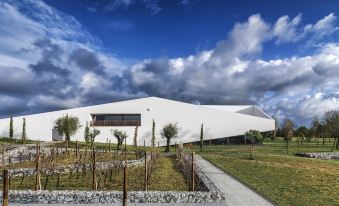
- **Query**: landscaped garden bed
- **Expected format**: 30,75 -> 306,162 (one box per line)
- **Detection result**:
0,147 -> 225,204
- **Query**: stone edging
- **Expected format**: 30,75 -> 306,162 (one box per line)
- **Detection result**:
295,152 -> 339,160
2,157 -> 145,179
4,190 -> 226,204
195,164 -> 221,192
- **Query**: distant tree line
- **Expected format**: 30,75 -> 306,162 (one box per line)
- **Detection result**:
276,110 -> 339,151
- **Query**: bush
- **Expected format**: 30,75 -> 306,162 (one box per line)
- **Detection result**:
245,130 -> 263,143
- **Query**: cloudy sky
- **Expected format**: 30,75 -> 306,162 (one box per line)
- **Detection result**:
1,0 -> 339,125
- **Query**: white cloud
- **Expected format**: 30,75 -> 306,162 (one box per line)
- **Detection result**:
0,0 -> 131,115
272,13 -> 338,45
128,14 -> 339,123
273,14 -> 303,43
1,0 -> 339,125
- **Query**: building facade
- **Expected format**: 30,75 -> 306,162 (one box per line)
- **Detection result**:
0,97 -> 275,146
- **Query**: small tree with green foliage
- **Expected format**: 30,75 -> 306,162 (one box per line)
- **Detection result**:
112,129 -> 128,150
245,130 -> 263,143
161,123 -> 178,152
133,126 -> 138,147
88,128 -> 100,149
9,115 -> 13,139
21,118 -> 26,144
272,115 -> 278,140
54,114 -> 82,147
200,124 -> 204,152
311,116 -> 325,145
282,118 -> 294,153
152,119 -> 155,148
245,130 -> 263,159
295,126 -> 308,141
323,111 -> 339,151
84,122 -> 90,149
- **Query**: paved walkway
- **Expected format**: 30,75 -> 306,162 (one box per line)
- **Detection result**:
195,155 -> 274,206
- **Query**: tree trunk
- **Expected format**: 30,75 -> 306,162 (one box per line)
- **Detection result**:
165,138 -> 170,152
117,141 -> 121,150
44,175 -> 49,190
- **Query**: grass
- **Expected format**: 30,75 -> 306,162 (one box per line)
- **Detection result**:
7,156 -> 189,191
186,138 -> 339,206
8,166 -> 144,191
148,156 -> 189,191
0,137 -> 39,145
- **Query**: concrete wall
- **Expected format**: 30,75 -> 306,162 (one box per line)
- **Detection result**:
0,97 -> 274,146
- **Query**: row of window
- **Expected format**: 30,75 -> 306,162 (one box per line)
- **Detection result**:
91,114 -> 141,126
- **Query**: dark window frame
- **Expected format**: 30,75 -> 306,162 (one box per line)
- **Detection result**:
90,114 -> 141,127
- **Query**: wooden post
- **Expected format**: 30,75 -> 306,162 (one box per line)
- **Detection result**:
191,152 -> 195,191
75,141 -> 78,158
56,173 -> 60,189
144,140 -> 145,149
158,142 -> 159,148
106,138 -> 109,153
92,148 -> 97,190
250,143 -> 254,159
175,142 -> 177,154
144,151 -> 147,191
109,140 -> 111,154
3,169 -> 9,206
35,142 -> 41,191
2,147 -> 5,170
123,138 -> 127,206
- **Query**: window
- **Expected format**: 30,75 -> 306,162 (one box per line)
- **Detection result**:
90,114 -> 141,126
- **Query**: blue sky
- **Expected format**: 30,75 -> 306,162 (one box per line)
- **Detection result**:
1,0 -> 339,126
44,0 -> 338,59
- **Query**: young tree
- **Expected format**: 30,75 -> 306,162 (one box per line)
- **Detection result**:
21,118 -> 26,144
200,124 -> 204,152
88,128 -> 100,149
161,123 -> 178,152
152,119 -> 155,148
54,114 -> 81,147
245,130 -> 263,159
295,126 -> 308,141
133,126 -> 138,147
9,115 -> 13,139
323,111 -> 339,151
282,118 -> 294,153
245,130 -> 263,143
272,115 -> 278,140
112,129 -> 127,150
84,122 -> 90,149
311,116 -> 326,145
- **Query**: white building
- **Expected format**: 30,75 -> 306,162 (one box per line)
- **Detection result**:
0,97 -> 274,146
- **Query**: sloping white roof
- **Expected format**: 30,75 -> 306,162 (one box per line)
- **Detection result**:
203,105 -> 252,112
202,105 -> 272,119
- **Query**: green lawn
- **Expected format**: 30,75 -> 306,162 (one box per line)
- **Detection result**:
186,138 -> 339,206
148,156 -> 189,191
0,137 -> 38,145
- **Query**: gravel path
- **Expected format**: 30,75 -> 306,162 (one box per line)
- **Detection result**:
195,155 -> 274,206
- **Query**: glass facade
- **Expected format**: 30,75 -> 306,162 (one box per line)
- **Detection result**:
91,114 -> 141,126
